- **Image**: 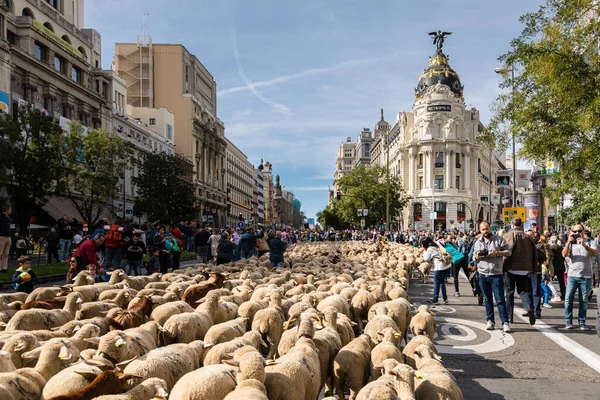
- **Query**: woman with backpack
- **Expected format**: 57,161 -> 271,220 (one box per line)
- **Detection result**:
423,237 -> 451,305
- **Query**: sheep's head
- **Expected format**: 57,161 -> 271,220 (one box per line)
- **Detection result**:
377,327 -> 401,346
375,358 -> 401,375
296,313 -> 316,339
413,344 -> 442,368
223,350 -> 267,384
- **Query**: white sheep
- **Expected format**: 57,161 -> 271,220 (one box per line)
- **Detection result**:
203,331 -> 264,366
222,350 -> 269,400
93,377 -> 169,400
168,364 -> 237,400
203,317 -> 247,346
333,334 -> 373,400
149,301 -> 194,326
409,305 -> 436,342
370,327 -> 404,381
163,312 -> 212,344
5,292 -> 83,331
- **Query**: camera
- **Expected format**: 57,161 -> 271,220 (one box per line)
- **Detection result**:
479,249 -> 489,257
571,233 -> 581,240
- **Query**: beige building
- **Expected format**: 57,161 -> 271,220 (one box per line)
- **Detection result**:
225,137 -> 254,228
0,0 -> 114,129
261,160 -> 275,225
114,39 -> 227,225
333,137 -> 356,196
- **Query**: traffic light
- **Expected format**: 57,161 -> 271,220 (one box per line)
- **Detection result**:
469,219 -> 474,228
238,213 -> 243,221
336,192 -> 341,200
516,200 -> 521,207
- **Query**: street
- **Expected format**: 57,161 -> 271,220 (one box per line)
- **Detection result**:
410,275 -> 600,399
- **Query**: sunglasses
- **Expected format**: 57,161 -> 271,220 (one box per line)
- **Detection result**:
573,230 -> 583,233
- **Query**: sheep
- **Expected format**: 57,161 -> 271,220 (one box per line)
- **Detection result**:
163,312 -> 212,344
333,334 -> 373,400
402,336 -> 439,370
121,340 -> 207,390
69,324 -> 102,351
181,272 -> 228,306
418,262 -> 430,283
313,306 -> 343,396
409,305 -> 436,342
388,363 -> 417,400
196,292 -> 238,324
203,331 -> 264,366
316,294 -> 351,318
351,289 -> 376,333
370,327 -> 404,381
0,350 -> 16,373
1,332 -> 40,368
5,292 -> 83,331
203,317 -> 247,346
42,360 -> 109,399
237,299 -> 267,330
364,305 -> 400,340
46,369 -> 143,399
76,301 -> 118,320
263,312 -> 321,400
149,301 -> 195,326
91,377 -> 168,400
94,321 -> 162,366
412,344 -> 463,400
251,291 -> 285,359
168,364 -> 237,400
222,351 -> 269,400
57,317 -> 110,337
25,287 -> 61,303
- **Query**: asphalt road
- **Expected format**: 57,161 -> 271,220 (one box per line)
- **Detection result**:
409,273 -> 600,400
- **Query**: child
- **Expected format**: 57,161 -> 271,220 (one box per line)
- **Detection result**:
12,256 -> 36,294
86,264 -> 101,283
103,262 -> 115,282
146,249 -> 160,275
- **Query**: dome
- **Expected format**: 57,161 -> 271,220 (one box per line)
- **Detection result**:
415,49 -> 464,101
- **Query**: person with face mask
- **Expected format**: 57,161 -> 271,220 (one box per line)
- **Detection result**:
474,221 -> 512,333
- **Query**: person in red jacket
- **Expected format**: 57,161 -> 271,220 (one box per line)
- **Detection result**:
74,234 -> 105,269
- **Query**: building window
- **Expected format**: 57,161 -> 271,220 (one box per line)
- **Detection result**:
54,55 -> 64,73
71,66 -> 81,83
414,203 -> 423,221
434,175 -> 444,190
418,176 -> 423,190
456,175 -> 460,189
418,153 -> 423,168
34,42 -> 46,61
47,0 -> 59,10
434,152 -> 444,167
456,153 -> 461,168
7,30 -> 16,45
149,118 -> 156,125
457,203 -> 466,221
166,124 -> 173,140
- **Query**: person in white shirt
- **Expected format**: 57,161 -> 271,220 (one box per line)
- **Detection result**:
423,237 -> 451,305
73,231 -> 84,248
232,228 -> 242,262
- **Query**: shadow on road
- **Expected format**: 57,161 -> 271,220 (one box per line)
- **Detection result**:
446,353 -> 511,400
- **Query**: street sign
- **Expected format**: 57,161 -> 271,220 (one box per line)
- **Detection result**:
357,209 -> 370,217
503,207 -> 526,224
237,222 -> 244,229
82,222 -> 89,232
360,218 -> 365,227
244,220 -> 249,225
430,212 -> 437,220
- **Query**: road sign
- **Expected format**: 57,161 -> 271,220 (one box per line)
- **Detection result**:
357,209 -> 369,217
244,220 -> 249,225
82,222 -> 88,232
237,222 -> 244,229
360,218 -> 365,227
430,212 -> 437,220
503,207 -> 526,224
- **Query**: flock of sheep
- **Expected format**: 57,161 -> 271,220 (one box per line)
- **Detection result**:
0,241 -> 464,400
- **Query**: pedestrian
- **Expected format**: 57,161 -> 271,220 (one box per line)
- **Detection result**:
268,232 -> 286,268
539,235 -> 560,308
104,220 -> 124,269
195,224 -> 211,264
146,249 -> 160,275
153,225 -> 171,274
502,217 -> 538,325
11,255 -> 36,294
46,227 -> 60,264
441,238 -> 469,297
15,236 -> 27,258
474,221 -> 512,333
238,228 -> 262,260
73,230 -> 84,248
9,232 -> 18,259
86,264 -> 101,283
562,224 -> 596,330
423,237 -> 450,305
216,231 -> 236,265
73,233 -> 105,269
232,227 -> 242,261
103,262 -> 115,282
208,228 -> 221,264
170,228 -> 183,271
124,233 -> 146,276
66,255 -> 85,283
256,234 -> 270,257
57,215 -> 74,262
0,206 -> 12,273
549,235 -> 566,300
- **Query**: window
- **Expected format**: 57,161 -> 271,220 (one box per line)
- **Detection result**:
71,66 -> 81,83
456,153 -> 461,168
434,202 -> 446,212
149,118 -> 156,125
54,55 -> 64,73
455,175 -> 460,190
166,124 -> 173,141
344,160 -> 352,165
434,175 -> 444,190
434,152 -> 444,167
457,203 -> 466,221
47,0 -> 59,10
418,176 -> 423,190
34,42 -> 46,61
418,153 -> 423,168
414,203 -> 423,221
7,30 -> 16,45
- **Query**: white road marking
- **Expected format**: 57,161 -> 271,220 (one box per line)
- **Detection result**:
440,323 -> 477,341
514,306 -> 600,375
430,305 -> 457,314
435,317 -> 515,355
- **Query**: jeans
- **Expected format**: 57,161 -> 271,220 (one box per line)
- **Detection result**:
187,236 -> 195,252
125,260 -> 141,276
58,239 -> 71,262
232,247 -> 240,262
504,272 -> 534,323
196,246 -> 210,264
271,261 -> 284,268
479,273 -> 508,324
564,276 -> 592,325
433,269 -> 448,302
240,248 -> 256,260
105,247 -> 122,268
0,236 -> 11,271
540,281 -> 551,304
530,273 -> 542,316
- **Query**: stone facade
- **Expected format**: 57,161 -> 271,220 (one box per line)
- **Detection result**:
225,137 -> 254,228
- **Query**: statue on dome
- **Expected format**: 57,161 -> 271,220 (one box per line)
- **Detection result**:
428,31 -> 452,50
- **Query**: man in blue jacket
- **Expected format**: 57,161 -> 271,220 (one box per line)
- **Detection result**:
238,228 -> 263,259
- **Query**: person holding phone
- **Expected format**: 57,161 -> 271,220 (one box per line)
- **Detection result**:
561,224 -> 596,330
124,233 -> 146,276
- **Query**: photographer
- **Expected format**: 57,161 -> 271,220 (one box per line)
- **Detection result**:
561,224 -> 596,330
124,233 -> 146,276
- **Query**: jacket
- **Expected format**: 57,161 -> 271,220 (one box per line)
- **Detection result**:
550,244 -> 565,271
474,234 -> 511,276
503,230 -> 538,273
0,214 -> 11,237
423,247 -> 449,271
195,230 -> 211,248
217,239 -> 236,261
444,242 -> 465,264
12,267 -> 36,293
125,240 -> 146,261
73,239 -> 101,268
269,238 -> 285,263
239,232 -> 263,252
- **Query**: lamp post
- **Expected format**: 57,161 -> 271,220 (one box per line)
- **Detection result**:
494,65 -> 516,208
385,129 -> 390,231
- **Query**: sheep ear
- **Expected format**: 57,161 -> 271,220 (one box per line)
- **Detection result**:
21,347 -> 42,359
415,371 -> 425,379
84,337 -> 101,346
195,299 -> 206,304
222,359 -> 240,367
82,358 -> 112,368
203,343 -> 214,349
265,359 -> 278,366
222,353 -> 234,360
74,371 -> 99,381
58,344 -> 72,360
121,374 -> 143,381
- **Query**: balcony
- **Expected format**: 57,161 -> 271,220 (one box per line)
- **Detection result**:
417,165 -> 423,170
456,163 -> 462,169
434,163 -> 444,168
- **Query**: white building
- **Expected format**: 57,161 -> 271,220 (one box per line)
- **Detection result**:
225,137 -> 254,228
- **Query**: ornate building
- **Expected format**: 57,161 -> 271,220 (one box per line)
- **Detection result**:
225,137 -> 254,228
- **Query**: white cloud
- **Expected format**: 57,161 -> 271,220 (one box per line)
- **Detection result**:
286,186 -> 330,192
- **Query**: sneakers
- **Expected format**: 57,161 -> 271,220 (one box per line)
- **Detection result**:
486,321 -> 495,330
443,299 -> 449,304
565,323 -> 575,330
502,323 -> 512,333
550,296 -> 561,303
427,299 -> 439,305
452,292 -> 461,297
542,303 -> 553,309
580,324 -> 590,331
527,310 -> 536,326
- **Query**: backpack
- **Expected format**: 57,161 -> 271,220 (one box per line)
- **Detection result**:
105,225 -> 123,248
436,243 -> 453,266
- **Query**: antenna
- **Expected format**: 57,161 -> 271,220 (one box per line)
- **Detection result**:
141,12 -> 150,45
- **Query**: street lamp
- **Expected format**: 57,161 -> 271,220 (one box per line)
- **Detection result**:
494,65 -> 517,208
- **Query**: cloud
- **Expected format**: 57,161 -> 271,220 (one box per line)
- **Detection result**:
286,186 -> 330,192
231,31 -> 293,116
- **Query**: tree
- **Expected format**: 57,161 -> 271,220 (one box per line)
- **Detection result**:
316,203 -> 344,230
133,151 -> 198,223
318,165 -> 409,229
61,122 -> 132,225
0,106 -> 64,232
489,0 -> 600,224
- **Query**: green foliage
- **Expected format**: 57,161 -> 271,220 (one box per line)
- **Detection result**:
0,107 -> 64,232
133,151 -> 198,223
61,122 -> 132,225
489,0 -> 600,224
318,165 -> 409,229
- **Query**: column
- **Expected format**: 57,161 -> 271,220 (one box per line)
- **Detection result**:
408,150 -> 414,192
445,150 -> 451,189
430,149 -> 435,188
424,151 -> 430,189
464,151 -> 471,190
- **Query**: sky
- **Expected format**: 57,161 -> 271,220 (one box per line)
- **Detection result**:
85,0 -> 546,220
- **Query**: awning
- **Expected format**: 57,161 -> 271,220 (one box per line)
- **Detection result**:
42,197 -> 83,221
28,224 -> 50,229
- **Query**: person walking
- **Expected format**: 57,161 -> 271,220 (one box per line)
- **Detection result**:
423,237 -> 450,305
195,225 -> 211,264
549,235 -> 566,300
562,224 -> 596,330
208,229 -> 221,264
256,234 -> 270,258
124,233 -> 146,276
502,217 -> 538,325
441,238 -> 469,297
0,206 -> 12,273
474,221 -> 512,333
268,232 -> 286,267
104,220 -> 124,269
216,231 -> 236,265
153,225 -> 171,274
238,228 -> 262,260
46,227 -> 60,264
57,215 -> 74,262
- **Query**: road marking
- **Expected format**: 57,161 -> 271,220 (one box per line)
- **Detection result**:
435,317 -> 515,355
514,306 -> 600,375
429,305 -> 457,314
440,323 -> 477,341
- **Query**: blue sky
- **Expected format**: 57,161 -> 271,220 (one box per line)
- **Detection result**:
86,0 -> 545,220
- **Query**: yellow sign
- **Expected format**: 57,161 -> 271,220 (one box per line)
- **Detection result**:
503,207 -> 526,223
